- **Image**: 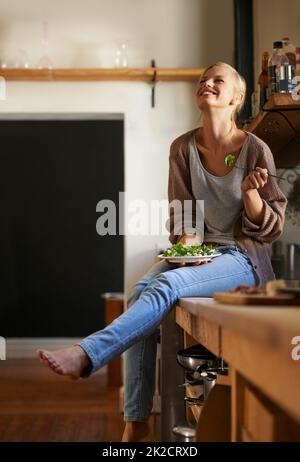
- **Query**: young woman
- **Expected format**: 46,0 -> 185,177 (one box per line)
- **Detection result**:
37,62 -> 287,442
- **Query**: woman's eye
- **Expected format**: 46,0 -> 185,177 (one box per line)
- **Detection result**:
215,79 -> 224,83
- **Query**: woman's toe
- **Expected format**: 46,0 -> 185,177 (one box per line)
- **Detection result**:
40,350 -> 51,361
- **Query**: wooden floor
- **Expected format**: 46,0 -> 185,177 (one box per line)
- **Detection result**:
0,359 -> 159,442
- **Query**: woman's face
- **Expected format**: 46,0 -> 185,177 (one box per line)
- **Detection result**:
196,65 -> 241,113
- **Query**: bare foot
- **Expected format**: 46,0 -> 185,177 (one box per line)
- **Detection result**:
121,421 -> 151,442
36,345 -> 91,380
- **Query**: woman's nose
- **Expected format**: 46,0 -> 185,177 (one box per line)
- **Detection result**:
204,80 -> 213,88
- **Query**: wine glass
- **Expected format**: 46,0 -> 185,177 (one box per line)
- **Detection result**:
0,51 -> 12,68
36,20 -> 53,69
114,42 -> 128,68
13,49 -> 30,68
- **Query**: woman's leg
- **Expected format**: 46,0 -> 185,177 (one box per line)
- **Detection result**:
122,336 -> 158,442
37,246 -> 258,441
38,260 -> 172,434
123,261 -> 172,439
37,246 -> 257,378
38,247 -> 257,374
123,246 -> 259,439
78,247 -> 257,371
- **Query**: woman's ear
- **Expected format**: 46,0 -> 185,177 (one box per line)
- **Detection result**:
230,92 -> 243,107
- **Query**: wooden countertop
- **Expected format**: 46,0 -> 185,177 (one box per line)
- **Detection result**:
176,298 -> 300,427
178,297 -> 300,351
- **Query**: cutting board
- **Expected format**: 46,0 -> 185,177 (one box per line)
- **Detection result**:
213,292 -> 300,306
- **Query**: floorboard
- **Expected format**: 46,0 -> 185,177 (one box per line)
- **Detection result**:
0,359 -> 159,442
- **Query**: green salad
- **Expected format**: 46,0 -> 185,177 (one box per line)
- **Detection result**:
163,242 -> 214,257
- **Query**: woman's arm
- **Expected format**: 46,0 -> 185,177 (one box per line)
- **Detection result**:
167,134 -> 201,244
241,145 -> 287,243
241,167 -> 268,225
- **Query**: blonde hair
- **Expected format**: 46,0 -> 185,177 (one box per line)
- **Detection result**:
197,62 -> 247,122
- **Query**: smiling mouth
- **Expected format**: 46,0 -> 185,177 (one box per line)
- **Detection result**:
201,91 -> 217,96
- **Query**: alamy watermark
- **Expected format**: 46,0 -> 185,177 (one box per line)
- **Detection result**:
0,337 -> 6,360
292,77 -> 300,101
291,336 -> 300,361
95,193 -> 204,238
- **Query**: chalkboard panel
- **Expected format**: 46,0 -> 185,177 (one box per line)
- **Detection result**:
0,118 -> 124,337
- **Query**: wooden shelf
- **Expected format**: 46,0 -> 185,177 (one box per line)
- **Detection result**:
247,94 -> 300,168
263,93 -> 300,110
1,67 -> 297,83
0,67 -> 204,82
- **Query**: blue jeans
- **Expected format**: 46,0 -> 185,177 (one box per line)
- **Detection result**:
79,245 -> 258,421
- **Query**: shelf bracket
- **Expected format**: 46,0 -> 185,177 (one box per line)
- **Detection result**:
150,59 -> 157,108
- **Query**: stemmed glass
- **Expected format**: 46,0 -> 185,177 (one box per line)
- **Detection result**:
14,49 -> 30,68
114,42 -> 128,68
36,21 -> 53,69
0,49 -> 30,69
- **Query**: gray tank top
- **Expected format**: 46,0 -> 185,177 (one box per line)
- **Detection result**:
189,132 -> 250,245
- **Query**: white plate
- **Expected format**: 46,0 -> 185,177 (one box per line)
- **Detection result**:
158,252 -> 222,264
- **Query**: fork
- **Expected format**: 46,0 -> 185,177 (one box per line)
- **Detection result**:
234,165 -> 285,180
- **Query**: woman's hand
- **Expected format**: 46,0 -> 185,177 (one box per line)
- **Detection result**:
178,234 -> 201,246
241,167 -> 268,225
241,167 -> 268,192
166,234 -> 207,266
165,258 -> 208,266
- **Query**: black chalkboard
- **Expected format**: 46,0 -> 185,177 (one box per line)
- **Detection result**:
0,118 -> 124,337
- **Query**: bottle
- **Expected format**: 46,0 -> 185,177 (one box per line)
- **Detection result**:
281,37 -> 296,72
251,88 -> 259,118
296,46 -> 300,74
278,64 -> 295,93
271,241 -> 284,279
258,51 -> 269,109
268,41 -> 289,95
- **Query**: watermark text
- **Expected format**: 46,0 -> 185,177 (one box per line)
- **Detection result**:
291,336 -> 300,361
96,192 -> 204,238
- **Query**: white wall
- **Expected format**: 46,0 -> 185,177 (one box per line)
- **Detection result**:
0,0 -> 235,297
254,0 -> 300,263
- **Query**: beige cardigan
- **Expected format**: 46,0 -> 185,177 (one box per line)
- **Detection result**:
167,129 -> 287,286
